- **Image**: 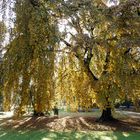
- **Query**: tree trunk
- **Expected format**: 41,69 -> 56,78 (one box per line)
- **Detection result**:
97,107 -> 117,122
33,110 -> 45,116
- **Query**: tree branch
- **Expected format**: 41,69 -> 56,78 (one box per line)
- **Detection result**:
60,37 -> 98,81
101,48 -> 111,76
29,0 -> 40,7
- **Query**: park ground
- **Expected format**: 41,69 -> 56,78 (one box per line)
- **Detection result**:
0,110 -> 140,140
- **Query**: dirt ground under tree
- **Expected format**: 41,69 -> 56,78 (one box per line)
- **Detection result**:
0,111 -> 140,132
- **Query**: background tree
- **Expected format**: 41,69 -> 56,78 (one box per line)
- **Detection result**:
0,21 -> 6,110
0,21 -> 6,49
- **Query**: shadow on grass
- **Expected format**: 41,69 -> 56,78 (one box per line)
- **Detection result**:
0,111 -> 140,140
0,130 -> 140,140
1,116 -> 140,132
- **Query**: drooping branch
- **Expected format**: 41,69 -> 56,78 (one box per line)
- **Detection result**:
124,48 -> 131,55
101,48 -> 111,76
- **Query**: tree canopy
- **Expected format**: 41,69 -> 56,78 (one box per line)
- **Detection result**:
0,0 -> 140,120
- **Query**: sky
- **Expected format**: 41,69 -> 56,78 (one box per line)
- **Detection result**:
105,0 -> 120,7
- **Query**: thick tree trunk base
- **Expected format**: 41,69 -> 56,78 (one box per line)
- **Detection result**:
96,115 -> 118,122
33,111 -> 45,116
96,108 -> 118,122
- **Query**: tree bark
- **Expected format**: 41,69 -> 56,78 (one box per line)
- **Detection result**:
97,107 -> 117,122
33,110 -> 45,116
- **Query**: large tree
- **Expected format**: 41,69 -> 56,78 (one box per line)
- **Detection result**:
57,0 -> 140,121
0,0 -> 140,121
1,0 -> 58,116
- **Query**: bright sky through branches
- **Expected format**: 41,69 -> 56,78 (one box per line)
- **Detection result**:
102,0 -> 120,7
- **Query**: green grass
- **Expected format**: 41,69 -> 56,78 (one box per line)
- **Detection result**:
0,110 -> 139,140
58,109 -> 128,119
59,110 -> 101,118
0,130 -> 140,140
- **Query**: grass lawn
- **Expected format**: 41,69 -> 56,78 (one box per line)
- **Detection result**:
59,109 -> 128,118
0,130 -> 140,140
